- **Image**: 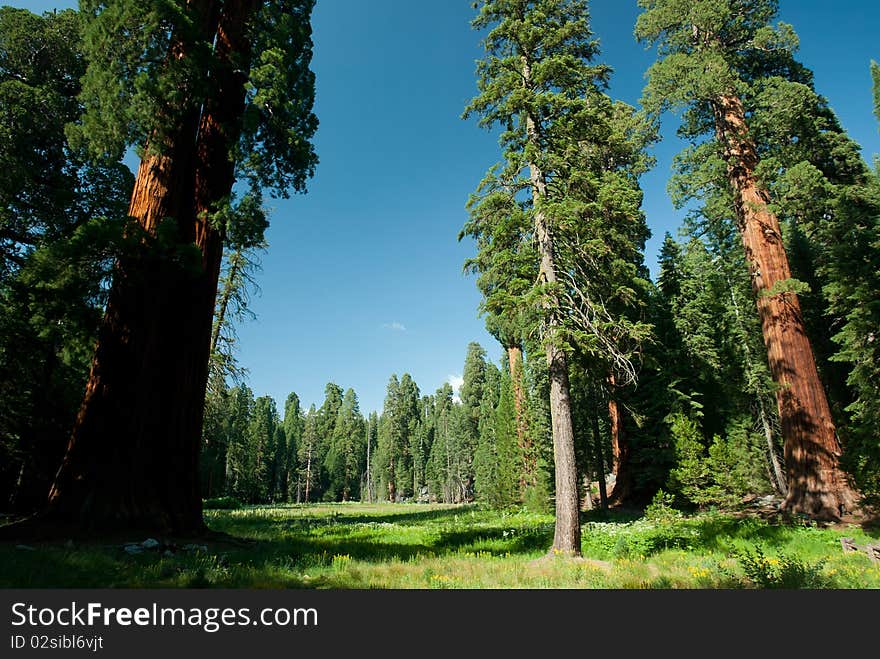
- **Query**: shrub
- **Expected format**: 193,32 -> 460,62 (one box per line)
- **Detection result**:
736,546 -> 828,589
523,482 -> 551,514
667,413 -> 773,508
667,413 -> 712,505
203,496 -> 243,510
645,489 -> 681,523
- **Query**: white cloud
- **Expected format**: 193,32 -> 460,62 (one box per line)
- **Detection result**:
382,321 -> 407,332
447,374 -> 464,403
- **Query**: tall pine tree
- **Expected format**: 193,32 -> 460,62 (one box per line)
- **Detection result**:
465,0 -> 653,552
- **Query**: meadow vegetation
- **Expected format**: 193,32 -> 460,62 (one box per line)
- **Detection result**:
2,503 -> 877,589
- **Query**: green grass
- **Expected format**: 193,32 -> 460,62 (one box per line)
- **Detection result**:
1,503 -> 878,589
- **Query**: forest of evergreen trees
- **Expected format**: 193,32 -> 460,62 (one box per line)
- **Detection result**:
1,1 -> 878,548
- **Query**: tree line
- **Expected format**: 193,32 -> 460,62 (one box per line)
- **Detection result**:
200,343 -> 542,509
0,1 -> 878,553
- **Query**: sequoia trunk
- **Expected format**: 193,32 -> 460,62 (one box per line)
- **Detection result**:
607,374 -> 634,505
45,0 -> 259,535
506,343 -> 535,492
712,92 -> 856,519
47,136 -> 206,534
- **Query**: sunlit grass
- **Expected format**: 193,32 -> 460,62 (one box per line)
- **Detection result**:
1,503 -> 877,589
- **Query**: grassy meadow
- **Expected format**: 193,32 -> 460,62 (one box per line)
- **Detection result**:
1,503 -> 878,589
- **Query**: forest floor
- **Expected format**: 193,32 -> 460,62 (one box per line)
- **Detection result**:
1,503 -> 878,588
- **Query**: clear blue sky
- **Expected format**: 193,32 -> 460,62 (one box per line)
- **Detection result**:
11,0 -> 880,416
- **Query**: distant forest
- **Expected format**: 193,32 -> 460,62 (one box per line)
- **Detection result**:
1,0 -> 878,554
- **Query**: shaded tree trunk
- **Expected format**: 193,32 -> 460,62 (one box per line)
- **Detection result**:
388,454 -> 396,503
590,409 -> 608,511
507,343 -> 536,494
712,92 -> 856,519
607,373 -> 634,505
47,138 -> 206,534
365,425 -> 372,503
304,446 -> 312,503
44,0 -> 260,535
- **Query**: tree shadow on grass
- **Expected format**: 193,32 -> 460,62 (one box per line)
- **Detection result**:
230,524 -> 551,566
207,505 -> 473,535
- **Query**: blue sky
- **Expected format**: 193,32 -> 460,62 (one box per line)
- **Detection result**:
12,0 -> 880,415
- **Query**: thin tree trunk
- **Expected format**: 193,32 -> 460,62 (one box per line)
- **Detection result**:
224,441 -> 234,496
366,424 -> 372,503
712,92 -> 856,519
388,454 -> 396,503
9,462 -> 26,510
304,446 -> 312,503
210,249 -> 243,356
590,410 -> 608,511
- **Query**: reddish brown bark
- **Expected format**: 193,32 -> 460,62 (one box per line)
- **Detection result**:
607,374 -> 634,505
712,92 -> 857,520
44,0 -> 259,535
47,140 -> 205,535
506,343 -> 536,493
388,455 -> 396,503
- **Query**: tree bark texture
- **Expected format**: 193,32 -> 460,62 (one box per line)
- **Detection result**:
506,343 -> 536,493
46,0 -> 259,535
607,374 -> 634,505
712,92 -> 856,519
590,409 -> 608,510
522,53 -> 581,554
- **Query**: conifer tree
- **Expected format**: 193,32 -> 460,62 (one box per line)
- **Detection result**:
637,0 -> 859,519
458,343 -> 488,499
245,395 -> 280,503
465,0 -> 653,552
282,392 -> 304,501
326,388 -> 365,502
872,62 -> 880,124
298,405 -> 319,503
475,364 -> 521,508
314,382 -> 343,499
461,191 -> 537,493
202,235 -> 264,501
364,411 -> 379,503
427,384 -> 457,503
829,63 -> 880,503
376,375 -> 420,501
224,384 -> 255,501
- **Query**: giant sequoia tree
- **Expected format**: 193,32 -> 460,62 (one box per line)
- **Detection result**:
40,0 -> 317,535
636,0 -> 860,519
465,0 -> 653,553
